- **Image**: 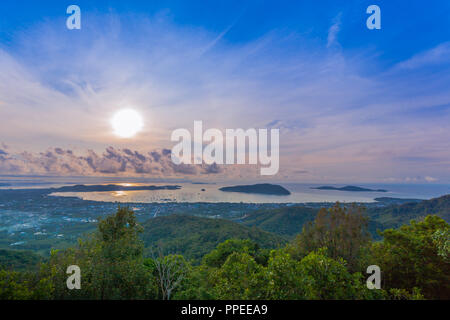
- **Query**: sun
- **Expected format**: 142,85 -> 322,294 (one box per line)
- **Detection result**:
111,109 -> 144,138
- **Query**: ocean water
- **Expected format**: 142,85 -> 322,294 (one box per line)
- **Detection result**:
1,177 -> 449,204
48,182 -> 450,204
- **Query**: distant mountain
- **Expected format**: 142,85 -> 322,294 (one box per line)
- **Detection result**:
313,185 -> 388,192
219,183 -> 291,195
240,205 -> 317,237
52,184 -> 181,192
140,215 -> 286,263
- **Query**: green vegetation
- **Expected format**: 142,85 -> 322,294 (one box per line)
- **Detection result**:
0,249 -> 44,271
371,215 -> 450,299
290,204 -> 370,272
240,195 -> 450,241
141,214 -> 286,264
41,207 -> 154,299
1,203 -> 448,300
368,195 -> 450,229
240,205 -> 317,237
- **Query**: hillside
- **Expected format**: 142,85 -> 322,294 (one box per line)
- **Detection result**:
240,206 -> 317,238
140,214 -> 286,263
239,195 -> 450,239
0,249 -> 44,271
368,194 -> 450,229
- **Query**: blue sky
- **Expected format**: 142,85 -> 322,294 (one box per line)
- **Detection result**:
0,1 -> 449,182
1,0 -> 449,63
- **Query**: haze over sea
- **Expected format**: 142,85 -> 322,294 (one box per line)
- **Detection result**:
1,176 -> 449,204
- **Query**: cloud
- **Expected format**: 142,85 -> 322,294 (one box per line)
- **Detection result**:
395,42 -> 450,70
0,146 -> 229,177
202,162 -> 222,174
327,13 -> 342,48
0,13 -> 449,182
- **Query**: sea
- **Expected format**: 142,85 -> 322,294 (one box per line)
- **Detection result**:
1,176 -> 449,204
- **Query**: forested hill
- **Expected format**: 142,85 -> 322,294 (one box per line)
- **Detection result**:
140,215 -> 286,263
240,206 -> 317,237
368,194 -> 450,229
0,249 -> 43,271
239,195 -> 450,239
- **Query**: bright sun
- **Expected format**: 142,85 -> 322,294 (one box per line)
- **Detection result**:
111,109 -> 144,138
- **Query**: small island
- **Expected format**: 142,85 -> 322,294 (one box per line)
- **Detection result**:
219,183 -> 291,195
51,184 -> 181,193
374,197 -> 421,204
312,185 -> 388,192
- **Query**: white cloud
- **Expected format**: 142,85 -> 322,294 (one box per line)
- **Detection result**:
425,176 -> 438,182
395,42 -> 450,70
0,13 -> 449,182
327,13 -> 342,48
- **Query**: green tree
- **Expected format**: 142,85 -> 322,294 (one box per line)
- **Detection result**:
172,264 -> 214,300
0,269 -> 53,300
151,252 -> 189,300
202,239 -> 259,268
371,215 -> 450,299
41,207 -> 156,299
261,250 -> 308,299
297,248 -> 377,299
432,229 -> 449,261
210,252 -> 263,299
291,203 -> 371,272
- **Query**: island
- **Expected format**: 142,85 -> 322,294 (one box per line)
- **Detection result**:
219,183 -> 291,195
374,197 -> 422,204
51,184 -> 181,192
312,185 -> 388,192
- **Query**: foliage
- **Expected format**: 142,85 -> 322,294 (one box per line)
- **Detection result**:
370,215 -> 450,299
1,204 -> 448,300
210,252 -> 264,299
367,195 -> 450,230
0,249 -> 44,272
0,269 -> 53,300
291,203 -> 371,272
241,205 -> 317,237
141,214 -> 286,264
151,251 -> 189,300
40,207 -> 156,299
203,239 -> 259,268
432,229 -> 449,260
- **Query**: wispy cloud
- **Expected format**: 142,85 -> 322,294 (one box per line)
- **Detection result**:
395,42 -> 450,70
0,13 -> 449,182
327,13 -> 342,48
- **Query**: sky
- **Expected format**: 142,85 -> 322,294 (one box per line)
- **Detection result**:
0,0 -> 449,183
